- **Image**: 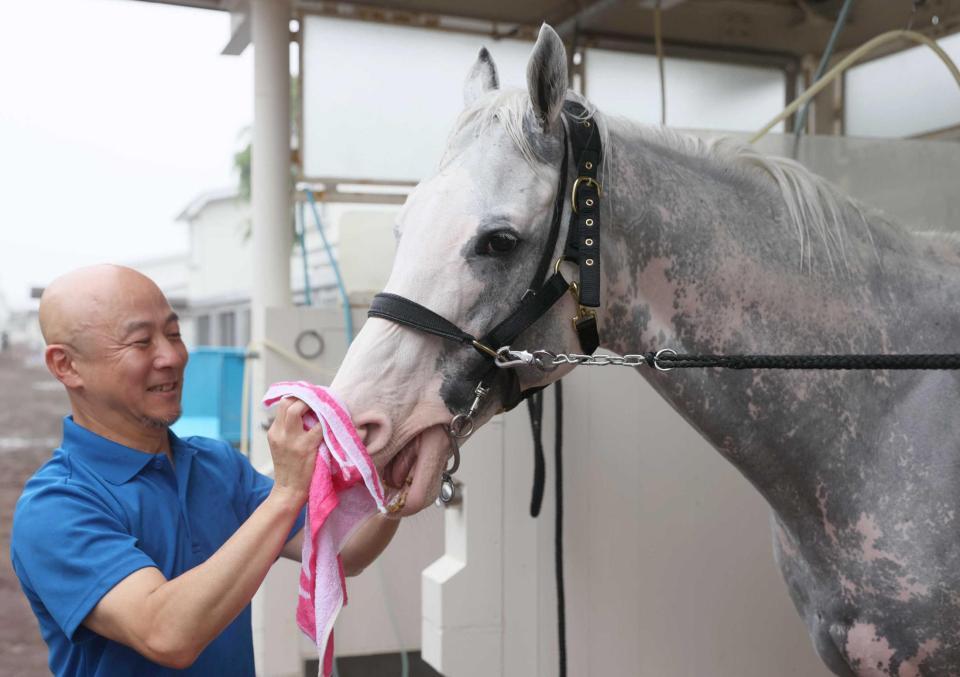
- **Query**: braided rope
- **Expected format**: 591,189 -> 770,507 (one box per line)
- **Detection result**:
649,353 -> 960,370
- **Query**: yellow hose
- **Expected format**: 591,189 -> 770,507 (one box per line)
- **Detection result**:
751,29 -> 960,144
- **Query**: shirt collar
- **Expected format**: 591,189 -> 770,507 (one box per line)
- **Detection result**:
60,416 -> 196,485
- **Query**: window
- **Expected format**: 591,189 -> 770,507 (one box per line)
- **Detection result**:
195,314 -> 211,346
218,311 -> 236,347
242,308 -> 251,347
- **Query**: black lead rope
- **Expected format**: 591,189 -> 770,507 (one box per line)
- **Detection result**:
651,352 -> 960,370
554,381 -> 567,677
527,391 -> 546,518
527,383 -> 567,677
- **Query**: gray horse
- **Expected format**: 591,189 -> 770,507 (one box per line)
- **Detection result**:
331,24 -> 960,676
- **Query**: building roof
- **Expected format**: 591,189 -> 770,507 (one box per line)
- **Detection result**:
176,187 -> 241,223
134,0 -> 960,62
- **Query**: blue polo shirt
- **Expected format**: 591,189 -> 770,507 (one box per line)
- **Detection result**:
10,416 -> 305,677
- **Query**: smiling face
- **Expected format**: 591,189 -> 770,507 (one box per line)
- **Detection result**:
77,297 -> 187,432
40,265 -> 188,451
331,27 -> 581,514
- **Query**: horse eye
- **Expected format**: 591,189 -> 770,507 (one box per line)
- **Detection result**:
478,230 -> 520,256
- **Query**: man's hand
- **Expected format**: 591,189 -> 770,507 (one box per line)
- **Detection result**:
266,398 -> 323,504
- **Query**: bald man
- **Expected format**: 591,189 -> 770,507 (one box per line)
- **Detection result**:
11,265 -> 399,676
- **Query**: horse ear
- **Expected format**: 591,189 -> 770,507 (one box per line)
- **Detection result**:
526,24 -> 568,129
464,47 -> 500,107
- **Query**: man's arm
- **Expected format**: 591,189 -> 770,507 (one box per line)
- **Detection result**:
82,399 -> 320,669
280,527 -> 304,561
341,514 -> 401,576
280,515 -> 400,573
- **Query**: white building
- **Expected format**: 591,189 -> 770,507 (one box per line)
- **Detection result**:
173,187 -> 398,348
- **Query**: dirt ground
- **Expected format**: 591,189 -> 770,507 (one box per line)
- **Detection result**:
0,345 -> 68,676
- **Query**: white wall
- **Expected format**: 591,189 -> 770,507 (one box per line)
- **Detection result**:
186,196 -> 253,301
301,17 -> 533,182
584,49 -> 786,132
846,32 -> 960,138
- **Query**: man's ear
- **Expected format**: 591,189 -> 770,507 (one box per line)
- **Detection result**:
526,24 -> 568,130
464,46 -> 499,107
45,345 -> 83,389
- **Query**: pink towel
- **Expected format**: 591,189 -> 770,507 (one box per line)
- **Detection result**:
263,381 -> 387,677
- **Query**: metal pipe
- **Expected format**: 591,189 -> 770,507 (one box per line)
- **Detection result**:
792,0 -> 855,155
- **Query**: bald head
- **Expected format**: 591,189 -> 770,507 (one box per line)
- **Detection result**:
39,265 -> 170,352
40,264 -> 188,449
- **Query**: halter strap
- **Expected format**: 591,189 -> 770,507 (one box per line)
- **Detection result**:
367,293 -> 488,353
562,102 -> 602,309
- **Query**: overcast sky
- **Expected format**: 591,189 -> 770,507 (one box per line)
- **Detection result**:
0,0 -> 253,310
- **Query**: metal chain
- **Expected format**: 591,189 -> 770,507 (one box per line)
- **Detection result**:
495,346 -> 675,371
551,352 -> 652,368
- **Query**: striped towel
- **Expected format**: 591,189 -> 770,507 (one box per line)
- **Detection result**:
263,382 -> 387,677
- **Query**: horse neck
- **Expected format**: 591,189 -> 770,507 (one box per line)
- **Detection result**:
593,118 -> 960,487
596,118 -> 955,359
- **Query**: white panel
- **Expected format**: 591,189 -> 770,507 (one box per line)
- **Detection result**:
752,133 -> 960,233
585,49 -> 786,132
302,17 -> 533,181
846,32 -> 960,138
583,49 -> 663,124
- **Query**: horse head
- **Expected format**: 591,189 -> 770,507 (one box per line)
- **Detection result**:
331,25 -> 589,514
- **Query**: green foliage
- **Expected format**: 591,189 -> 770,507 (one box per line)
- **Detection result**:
233,140 -> 252,201
232,75 -> 299,202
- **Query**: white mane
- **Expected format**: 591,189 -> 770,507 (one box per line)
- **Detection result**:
640,124 -> 879,274
446,88 -> 897,274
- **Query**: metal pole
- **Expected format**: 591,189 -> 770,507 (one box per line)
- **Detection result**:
249,6 -> 297,672
792,0 -> 855,155
251,0 -> 292,345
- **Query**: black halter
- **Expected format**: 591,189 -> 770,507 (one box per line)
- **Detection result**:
368,102 -> 603,413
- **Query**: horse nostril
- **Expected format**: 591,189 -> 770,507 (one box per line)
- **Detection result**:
354,412 -> 392,457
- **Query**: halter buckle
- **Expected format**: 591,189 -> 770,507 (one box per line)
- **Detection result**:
571,176 -> 602,214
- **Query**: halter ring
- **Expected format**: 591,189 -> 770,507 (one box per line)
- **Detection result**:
654,348 -> 678,372
449,413 -> 475,439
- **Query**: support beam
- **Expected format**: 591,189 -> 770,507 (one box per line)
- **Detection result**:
248,3 -> 295,671
554,0 -> 621,39
222,0 -> 252,55
251,0 -> 293,340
